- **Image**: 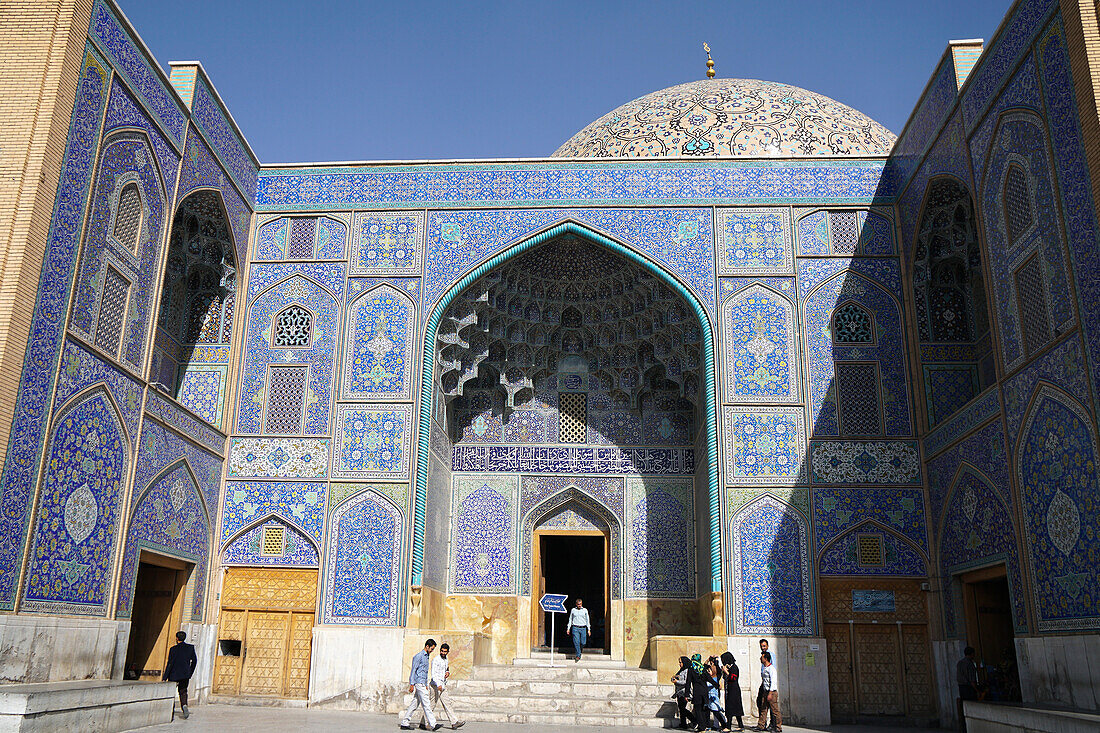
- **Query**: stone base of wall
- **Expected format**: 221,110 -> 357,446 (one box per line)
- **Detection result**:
0,679 -> 175,733
1016,634 -> 1100,711
964,700 -> 1100,733
932,638 -> 967,727
307,625 -> 405,712
0,615 -> 121,684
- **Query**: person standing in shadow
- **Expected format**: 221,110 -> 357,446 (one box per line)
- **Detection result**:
566,597 -> 590,662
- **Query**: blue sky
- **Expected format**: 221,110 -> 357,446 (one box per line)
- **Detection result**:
118,1 -> 1013,164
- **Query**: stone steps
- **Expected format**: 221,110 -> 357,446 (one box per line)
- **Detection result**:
435,662 -> 679,728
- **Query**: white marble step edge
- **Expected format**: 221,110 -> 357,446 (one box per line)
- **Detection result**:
469,664 -> 661,683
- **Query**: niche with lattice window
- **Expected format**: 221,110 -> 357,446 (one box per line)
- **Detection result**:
272,306 -> 313,348
265,365 -> 308,434
1003,163 -> 1034,247
112,182 -> 143,253
856,534 -> 885,567
835,362 -> 882,436
260,525 -> 287,557
94,265 -> 131,358
1015,254 -> 1052,357
558,392 -> 587,443
832,302 -> 874,344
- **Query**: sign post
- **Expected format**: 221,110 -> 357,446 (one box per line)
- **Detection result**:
539,593 -> 568,667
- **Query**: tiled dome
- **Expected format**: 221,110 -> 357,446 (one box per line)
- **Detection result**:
552,78 -> 895,158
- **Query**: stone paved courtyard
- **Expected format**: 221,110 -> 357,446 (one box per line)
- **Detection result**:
133,703 -> 949,733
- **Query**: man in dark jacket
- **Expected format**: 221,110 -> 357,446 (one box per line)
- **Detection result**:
162,631 -> 198,719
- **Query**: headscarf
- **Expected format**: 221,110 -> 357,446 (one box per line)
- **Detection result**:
690,653 -> 704,675
679,655 -> 691,670
720,651 -> 735,667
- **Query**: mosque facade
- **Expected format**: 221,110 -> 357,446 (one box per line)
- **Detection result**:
0,0 -> 1098,726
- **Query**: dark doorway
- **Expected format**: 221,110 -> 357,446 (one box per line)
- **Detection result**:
536,533 -> 608,653
961,567 -> 1021,701
124,553 -> 191,681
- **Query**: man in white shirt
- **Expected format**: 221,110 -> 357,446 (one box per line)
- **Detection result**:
565,597 -> 590,662
420,643 -> 465,730
754,651 -> 782,732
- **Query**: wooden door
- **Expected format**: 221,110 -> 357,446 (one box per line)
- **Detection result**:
213,609 -> 245,695
125,557 -> 189,681
853,625 -> 903,716
824,623 -> 855,719
240,611 -> 290,696
901,624 -> 934,716
286,612 -> 314,698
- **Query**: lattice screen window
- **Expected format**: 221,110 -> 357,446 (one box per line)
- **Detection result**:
94,265 -> 131,357
112,182 -> 142,253
286,218 -> 316,259
832,303 -> 873,344
856,534 -> 885,567
558,392 -> 587,443
272,306 -> 313,348
265,365 -> 308,433
836,362 -> 883,435
1015,255 -> 1052,357
828,211 -> 860,255
260,525 -> 286,556
1003,164 -> 1033,246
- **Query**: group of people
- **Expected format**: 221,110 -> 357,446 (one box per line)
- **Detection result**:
399,638 -> 466,731
671,639 -> 781,732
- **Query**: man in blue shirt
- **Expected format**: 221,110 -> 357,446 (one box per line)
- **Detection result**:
400,639 -> 441,730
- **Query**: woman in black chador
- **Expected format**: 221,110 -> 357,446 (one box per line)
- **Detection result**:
720,651 -> 745,731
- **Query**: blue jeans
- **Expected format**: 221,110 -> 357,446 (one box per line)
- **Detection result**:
571,626 -> 587,658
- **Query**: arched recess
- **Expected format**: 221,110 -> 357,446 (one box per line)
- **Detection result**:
910,174 -> 994,428
21,386 -> 129,614
804,269 -> 910,436
322,489 -> 403,625
152,189 -> 238,428
237,274 -> 339,435
936,464 -> 1027,635
222,512 -> 320,568
722,284 -> 799,403
414,221 -> 720,592
342,283 -> 416,400
452,482 -> 514,594
1015,384 -> 1100,631
115,458 -> 211,620
70,130 -> 167,372
730,494 -> 812,636
818,519 -> 928,576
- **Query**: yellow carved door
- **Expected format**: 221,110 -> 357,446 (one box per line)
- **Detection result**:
213,569 -> 317,699
241,611 -> 290,695
853,625 -> 903,716
901,624 -> 934,716
824,624 -> 855,719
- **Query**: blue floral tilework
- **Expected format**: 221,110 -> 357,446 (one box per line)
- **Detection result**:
351,212 -> 423,275
333,404 -> 413,479
21,390 -> 127,615
809,441 -> 921,485
819,527 -> 926,576
323,490 -> 403,625
722,406 -> 807,485
222,481 -> 325,545
814,488 -> 927,552
342,284 -> 416,400
451,475 -> 517,594
0,52 -> 107,609
190,73 -> 258,198
228,438 -> 329,479
626,477 -> 694,598
178,366 -> 226,427
731,495 -> 812,635
56,338 -> 142,447
722,284 -> 799,402
716,208 -> 793,275
223,519 -> 318,567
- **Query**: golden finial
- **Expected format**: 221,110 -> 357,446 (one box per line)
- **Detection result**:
703,42 -> 716,78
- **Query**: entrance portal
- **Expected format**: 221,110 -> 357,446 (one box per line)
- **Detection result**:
533,532 -> 609,653
960,566 -> 1020,701
124,552 -> 192,680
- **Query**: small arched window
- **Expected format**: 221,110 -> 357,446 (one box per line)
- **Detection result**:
832,302 -> 874,344
1003,163 -> 1033,246
272,305 -> 313,348
112,182 -> 143,252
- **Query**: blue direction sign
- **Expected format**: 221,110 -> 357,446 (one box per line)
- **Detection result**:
539,593 -> 568,613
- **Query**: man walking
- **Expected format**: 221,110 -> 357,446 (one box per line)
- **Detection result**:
565,597 -> 590,662
400,639 -> 441,731
754,651 -> 781,732
162,631 -> 197,720
420,643 -> 465,730
755,639 -> 770,725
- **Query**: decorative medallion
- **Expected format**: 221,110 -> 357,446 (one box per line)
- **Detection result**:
1046,489 -> 1080,555
63,483 -> 98,544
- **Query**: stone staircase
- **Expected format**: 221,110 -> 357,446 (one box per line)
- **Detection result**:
442,653 -> 679,727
